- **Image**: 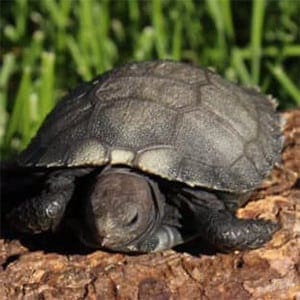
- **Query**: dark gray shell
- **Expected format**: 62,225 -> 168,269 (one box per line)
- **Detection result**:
18,61 -> 283,193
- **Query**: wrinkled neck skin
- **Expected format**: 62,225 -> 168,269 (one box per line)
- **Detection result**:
81,166 -> 165,252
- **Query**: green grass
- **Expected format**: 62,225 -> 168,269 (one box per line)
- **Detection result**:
1,0 -> 300,159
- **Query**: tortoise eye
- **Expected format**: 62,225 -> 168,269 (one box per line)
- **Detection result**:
126,213 -> 139,226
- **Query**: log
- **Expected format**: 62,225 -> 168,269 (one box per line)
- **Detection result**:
0,110 -> 299,300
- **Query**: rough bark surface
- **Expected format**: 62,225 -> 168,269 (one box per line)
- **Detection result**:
0,110 -> 299,300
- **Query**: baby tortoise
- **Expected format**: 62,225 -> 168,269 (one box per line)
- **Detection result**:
7,61 -> 283,253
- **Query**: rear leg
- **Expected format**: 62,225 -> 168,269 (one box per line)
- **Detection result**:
176,188 -> 280,252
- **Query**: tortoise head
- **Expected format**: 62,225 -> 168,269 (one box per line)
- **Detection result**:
82,167 -> 164,252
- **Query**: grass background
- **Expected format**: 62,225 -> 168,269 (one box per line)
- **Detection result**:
1,0 -> 300,159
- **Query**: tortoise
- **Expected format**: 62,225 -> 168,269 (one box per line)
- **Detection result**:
7,60 -> 283,253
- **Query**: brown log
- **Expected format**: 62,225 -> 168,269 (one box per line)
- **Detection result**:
0,110 -> 299,300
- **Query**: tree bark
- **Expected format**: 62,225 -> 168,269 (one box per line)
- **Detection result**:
0,110 -> 299,300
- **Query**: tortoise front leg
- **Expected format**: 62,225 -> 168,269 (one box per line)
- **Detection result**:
7,168 -> 93,234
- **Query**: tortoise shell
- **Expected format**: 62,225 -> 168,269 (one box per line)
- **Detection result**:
18,61 -> 283,193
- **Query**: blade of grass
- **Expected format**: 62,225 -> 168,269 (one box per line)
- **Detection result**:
267,63 -> 300,106
128,0 -> 140,39
133,27 -> 155,61
78,0 -> 95,77
14,0 -> 28,39
43,0 -> 72,50
282,45 -> 300,57
171,7 -> 182,60
4,67 -> 32,149
4,0 -> 28,42
205,0 -> 227,65
94,0 -> 116,72
88,0 -> 103,72
67,37 -> 92,80
0,54 -> 16,110
250,0 -> 266,85
180,0 -> 203,55
152,0 -> 168,58
77,0 -> 114,75
38,52 -> 55,124
0,54 -> 16,146
237,45 -> 300,59
220,0 -> 235,41
128,0 -> 139,23
22,31 -> 44,69
231,48 -> 251,84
